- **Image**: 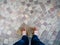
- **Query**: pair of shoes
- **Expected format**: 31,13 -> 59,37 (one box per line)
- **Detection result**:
21,27 -> 38,36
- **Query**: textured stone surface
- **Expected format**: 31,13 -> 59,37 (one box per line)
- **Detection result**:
0,0 -> 60,45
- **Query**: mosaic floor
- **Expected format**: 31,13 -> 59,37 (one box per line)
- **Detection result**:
0,0 -> 60,45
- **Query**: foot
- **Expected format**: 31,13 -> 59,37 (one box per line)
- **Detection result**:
31,27 -> 38,36
21,27 -> 26,35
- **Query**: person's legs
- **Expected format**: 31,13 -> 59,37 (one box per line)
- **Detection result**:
13,39 -> 24,45
21,35 -> 29,45
31,27 -> 45,45
31,35 -> 45,45
13,35 -> 29,45
13,27 -> 29,45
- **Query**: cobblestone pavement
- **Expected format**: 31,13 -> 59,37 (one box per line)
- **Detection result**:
0,0 -> 60,45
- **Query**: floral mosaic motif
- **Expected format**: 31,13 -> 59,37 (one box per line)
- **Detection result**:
0,0 -> 60,45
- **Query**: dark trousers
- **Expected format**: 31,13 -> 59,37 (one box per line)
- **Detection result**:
13,35 -> 45,45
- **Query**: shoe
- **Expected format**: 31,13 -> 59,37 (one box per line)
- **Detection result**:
21,27 -> 27,36
31,27 -> 38,35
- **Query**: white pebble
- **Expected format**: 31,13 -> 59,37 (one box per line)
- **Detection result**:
25,14 -> 29,19
41,25 -> 46,30
3,30 -> 8,34
28,6 -> 32,10
4,39 -> 8,44
7,31 -> 12,35
24,20 -> 28,24
40,20 -> 44,24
